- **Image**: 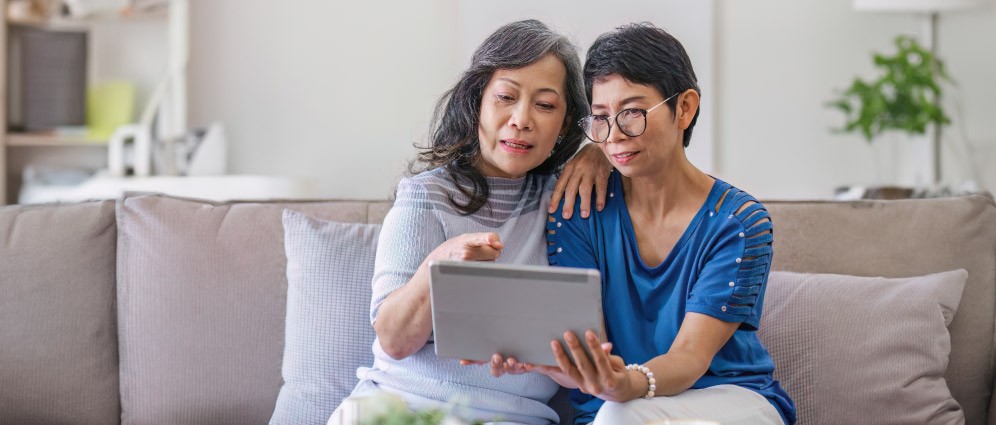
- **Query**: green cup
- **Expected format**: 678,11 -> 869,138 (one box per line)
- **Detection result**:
87,81 -> 135,140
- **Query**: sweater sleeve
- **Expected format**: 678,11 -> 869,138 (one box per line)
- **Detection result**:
369,178 -> 446,324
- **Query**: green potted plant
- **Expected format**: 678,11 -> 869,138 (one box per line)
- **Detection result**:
828,35 -> 951,142
345,391 -> 486,425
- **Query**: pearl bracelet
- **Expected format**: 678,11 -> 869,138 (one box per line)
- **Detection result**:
626,363 -> 656,399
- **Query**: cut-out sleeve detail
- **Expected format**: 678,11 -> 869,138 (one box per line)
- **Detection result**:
687,192 -> 773,331
545,198 -> 599,269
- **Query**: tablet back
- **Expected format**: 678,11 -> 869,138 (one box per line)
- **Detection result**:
428,260 -> 603,366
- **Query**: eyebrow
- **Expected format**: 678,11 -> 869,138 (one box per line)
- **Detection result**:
496,78 -> 562,97
591,95 -> 648,111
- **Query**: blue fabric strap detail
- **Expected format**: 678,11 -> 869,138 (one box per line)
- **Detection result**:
739,260 -> 769,274
727,305 -> 753,316
733,284 -> 761,296
546,220 -> 560,265
744,246 -> 772,258
746,233 -> 773,246
743,210 -> 770,228
728,190 -> 751,207
736,203 -> 765,221
731,294 -> 759,306
739,274 -> 766,286
746,220 -> 772,236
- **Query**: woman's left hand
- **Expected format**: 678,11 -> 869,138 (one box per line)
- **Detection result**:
459,354 -> 530,377
549,143 -> 612,220
525,330 -> 638,402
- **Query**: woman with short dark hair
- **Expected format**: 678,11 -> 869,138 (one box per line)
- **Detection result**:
527,23 -> 797,425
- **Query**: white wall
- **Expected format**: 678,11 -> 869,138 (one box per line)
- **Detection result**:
716,0 -> 996,199
189,1 -> 996,200
189,0 -> 458,200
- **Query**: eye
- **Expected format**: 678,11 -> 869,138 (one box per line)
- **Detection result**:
496,93 -> 515,103
536,102 -> 555,111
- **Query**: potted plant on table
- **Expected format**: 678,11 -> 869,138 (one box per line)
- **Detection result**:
343,391 -> 485,425
827,35 -> 952,198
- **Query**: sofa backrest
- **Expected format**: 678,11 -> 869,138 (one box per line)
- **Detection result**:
0,200 -> 120,425
766,194 -> 996,425
4,194 -> 992,425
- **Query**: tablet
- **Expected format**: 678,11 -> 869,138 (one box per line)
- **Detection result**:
428,260 -> 604,367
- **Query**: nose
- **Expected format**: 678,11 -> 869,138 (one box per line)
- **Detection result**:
508,103 -> 533,131
604,117 -> 628,144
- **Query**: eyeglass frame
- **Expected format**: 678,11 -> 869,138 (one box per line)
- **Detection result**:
577,91 -> 681,143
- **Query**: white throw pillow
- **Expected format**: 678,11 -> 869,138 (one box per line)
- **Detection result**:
759,269 -> 968,425
269,210 -> 380,425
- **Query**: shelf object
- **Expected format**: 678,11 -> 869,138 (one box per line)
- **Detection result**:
6,132 -> 107,147
1,0 -> 179,205
18,174 -> 318,204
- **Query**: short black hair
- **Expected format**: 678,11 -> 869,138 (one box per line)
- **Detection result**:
584,22 -> 700,147
413,19 -> 587,215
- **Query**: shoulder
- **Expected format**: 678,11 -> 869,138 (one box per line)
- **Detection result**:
402,167 -> 453,192
710,180 -> 770,231
392,168 -> 453,214
395,168 -> 455,205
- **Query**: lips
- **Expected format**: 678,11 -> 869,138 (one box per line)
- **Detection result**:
610,150 -> 640,164
500,139 -> 533,154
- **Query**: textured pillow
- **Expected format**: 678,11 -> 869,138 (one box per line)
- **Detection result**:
269,210 -> 380,425
0,200 -> 119,425
759,269 -> 968,425
116,194 -> 383,425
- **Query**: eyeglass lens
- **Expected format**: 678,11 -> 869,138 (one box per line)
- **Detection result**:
582,109 -> 648,143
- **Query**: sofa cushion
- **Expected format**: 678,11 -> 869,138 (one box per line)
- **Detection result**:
0,200 -> 120,425
116,194 -> 381,425
269,210 -> 379,425
766,194 -> 996,425
760,269 -> 967,424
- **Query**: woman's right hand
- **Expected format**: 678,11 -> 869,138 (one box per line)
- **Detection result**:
376,232 -> 504,360
425,232 -> 504,263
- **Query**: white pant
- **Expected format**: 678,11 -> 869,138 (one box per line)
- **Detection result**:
591,384 -> 784,425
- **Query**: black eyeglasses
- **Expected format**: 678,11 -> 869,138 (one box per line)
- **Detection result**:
577,91 -> 680,143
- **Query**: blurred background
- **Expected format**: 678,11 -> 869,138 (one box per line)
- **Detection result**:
2,0 -> 994,204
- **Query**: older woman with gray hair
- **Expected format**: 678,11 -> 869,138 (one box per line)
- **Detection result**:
327,19 -> 608,425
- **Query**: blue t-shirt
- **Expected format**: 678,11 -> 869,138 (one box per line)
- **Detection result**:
547,173 -> 796,425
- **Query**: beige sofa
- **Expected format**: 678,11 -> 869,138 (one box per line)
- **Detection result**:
0,193 -> 993,425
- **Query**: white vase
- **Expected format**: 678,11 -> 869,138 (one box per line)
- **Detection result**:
870,131 -> 934,188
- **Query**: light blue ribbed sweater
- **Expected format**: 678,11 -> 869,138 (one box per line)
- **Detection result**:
356,167 -> 560,424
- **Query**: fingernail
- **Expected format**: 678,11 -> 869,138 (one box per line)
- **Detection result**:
581,210 -> 589,218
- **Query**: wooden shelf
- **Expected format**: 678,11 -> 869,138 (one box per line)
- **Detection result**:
6,8 -> 167,30
5,133 -> 108,147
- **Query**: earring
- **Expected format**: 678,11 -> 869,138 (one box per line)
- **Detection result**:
556,136 -> 563,144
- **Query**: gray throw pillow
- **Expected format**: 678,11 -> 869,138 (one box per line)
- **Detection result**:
759,269 -> 968,425
269,210 -> 380,425
0,200 -> 119,425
